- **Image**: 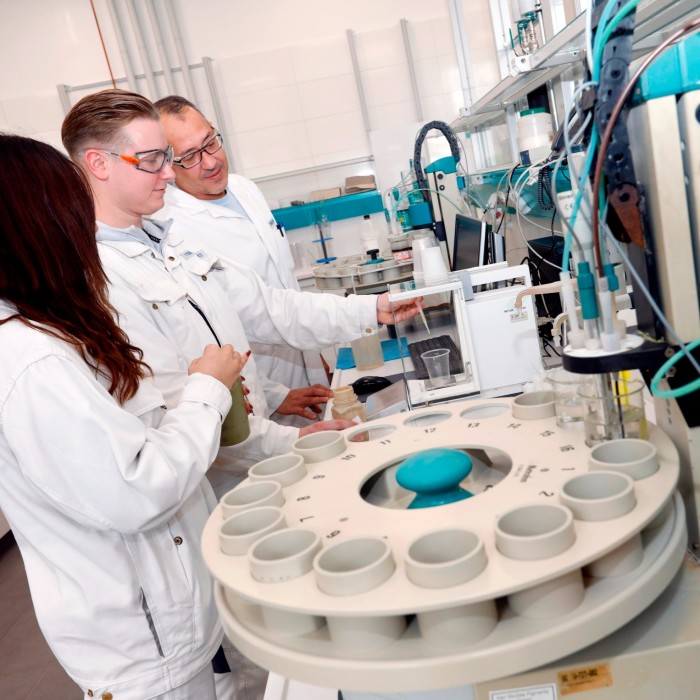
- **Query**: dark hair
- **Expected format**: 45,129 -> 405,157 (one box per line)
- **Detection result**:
0,133 -> 149,403
154,95 -> 206,120
62,89 -> 160,159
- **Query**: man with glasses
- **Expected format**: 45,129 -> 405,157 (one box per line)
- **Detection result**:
154,95 -> 333,430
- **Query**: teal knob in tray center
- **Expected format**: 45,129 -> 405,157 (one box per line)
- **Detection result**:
396,448 -> 473,510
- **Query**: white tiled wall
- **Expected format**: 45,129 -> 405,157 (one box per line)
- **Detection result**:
0,0 -> 503,203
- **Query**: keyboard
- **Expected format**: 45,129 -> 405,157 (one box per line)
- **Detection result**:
408,335 -> 463,381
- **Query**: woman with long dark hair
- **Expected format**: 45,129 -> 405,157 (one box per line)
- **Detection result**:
0,133 -> 246,699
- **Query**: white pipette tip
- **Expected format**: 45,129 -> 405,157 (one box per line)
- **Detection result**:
417,301 -> 430,335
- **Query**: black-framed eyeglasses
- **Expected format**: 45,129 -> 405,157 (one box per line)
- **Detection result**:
173,132 -> 224,169
83,145 -> 174,173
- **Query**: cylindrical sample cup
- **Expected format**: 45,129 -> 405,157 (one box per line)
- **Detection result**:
421,348 -> 451,387
495,504 -> 575,560
220,480 -> 284,520
559,471 -> 636,521
314,537 -> 395,596
248,454 -> 306,487
588,438 -> 659,480
292,430 -> 346,463
218,506 -> 286,556
578,376 -> 648,447
405,528 -> 487,588
420,246 -> 449,284
508,569 -> 584,618
248,528 -> 321,583
511,390 -> 555,420
417,600 -> 497,648
326,614 -> 406,655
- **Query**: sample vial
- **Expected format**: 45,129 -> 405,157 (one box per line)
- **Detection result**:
331,385 -> 366,424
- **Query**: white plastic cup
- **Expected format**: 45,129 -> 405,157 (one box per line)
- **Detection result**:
559,471 -> 636,521
248,528 -> 321,583
326,614 -> 406,655
405,529 -> 487,589
292,430 -> 346,463
220,481 -> 284,520
511,390 -> 555,420
420,247 -> 449,284
314,537 -> 395,596
411,235 -> 437,275
508,569 -> 584,618
517,110 -> 553,151
248,454 -> 306,487
495,504 -> 575,560
417,600 -> 497,648
421,348 -> 451,387
218,507 -> 287,556
588,438 -> 659,480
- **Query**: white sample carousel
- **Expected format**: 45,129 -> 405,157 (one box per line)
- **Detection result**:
201,392 -> 686,692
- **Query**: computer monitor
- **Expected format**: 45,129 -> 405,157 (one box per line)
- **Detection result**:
452,214 -> 493,271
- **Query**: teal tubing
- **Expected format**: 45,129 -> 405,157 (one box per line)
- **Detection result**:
593,0 -> 643,82
562,0 -> 643,272
651,338 -> 700,399
563,125 -> 598,272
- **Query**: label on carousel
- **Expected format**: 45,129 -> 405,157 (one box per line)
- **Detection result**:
557,664 -> 613,695
489,684 -> 556,700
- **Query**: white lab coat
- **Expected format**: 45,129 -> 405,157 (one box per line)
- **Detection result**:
97,219 -> 377,495
157,175 -> 328,426
0,301 -> 231,700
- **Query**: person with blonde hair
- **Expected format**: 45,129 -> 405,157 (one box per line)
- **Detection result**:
61,88 -> 420,700
62,88 -> 419,497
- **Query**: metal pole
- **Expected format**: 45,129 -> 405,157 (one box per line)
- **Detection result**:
145,0 -> 176,95
125,0 -> 159,99
400,19 -> 423,122
163,0 -> 198,101
346,29 -> 372,135
57,84 -> 72,115
105,0 -> 138,92
201,56 -> 236,173
447,0 -> 476,107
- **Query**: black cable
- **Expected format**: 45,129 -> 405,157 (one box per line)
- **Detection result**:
412,121 -> 461,202
537,165 -> 556,211
542,336 -> 562,357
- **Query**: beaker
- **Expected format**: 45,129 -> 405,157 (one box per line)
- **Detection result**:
545,367 -> 592,428
351,328 -> 384,371
578,374 -> 648,447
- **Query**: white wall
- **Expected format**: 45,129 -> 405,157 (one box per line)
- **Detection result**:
0,1 -> 498,175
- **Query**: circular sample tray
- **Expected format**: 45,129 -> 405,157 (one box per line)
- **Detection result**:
201,396 -> 686,691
